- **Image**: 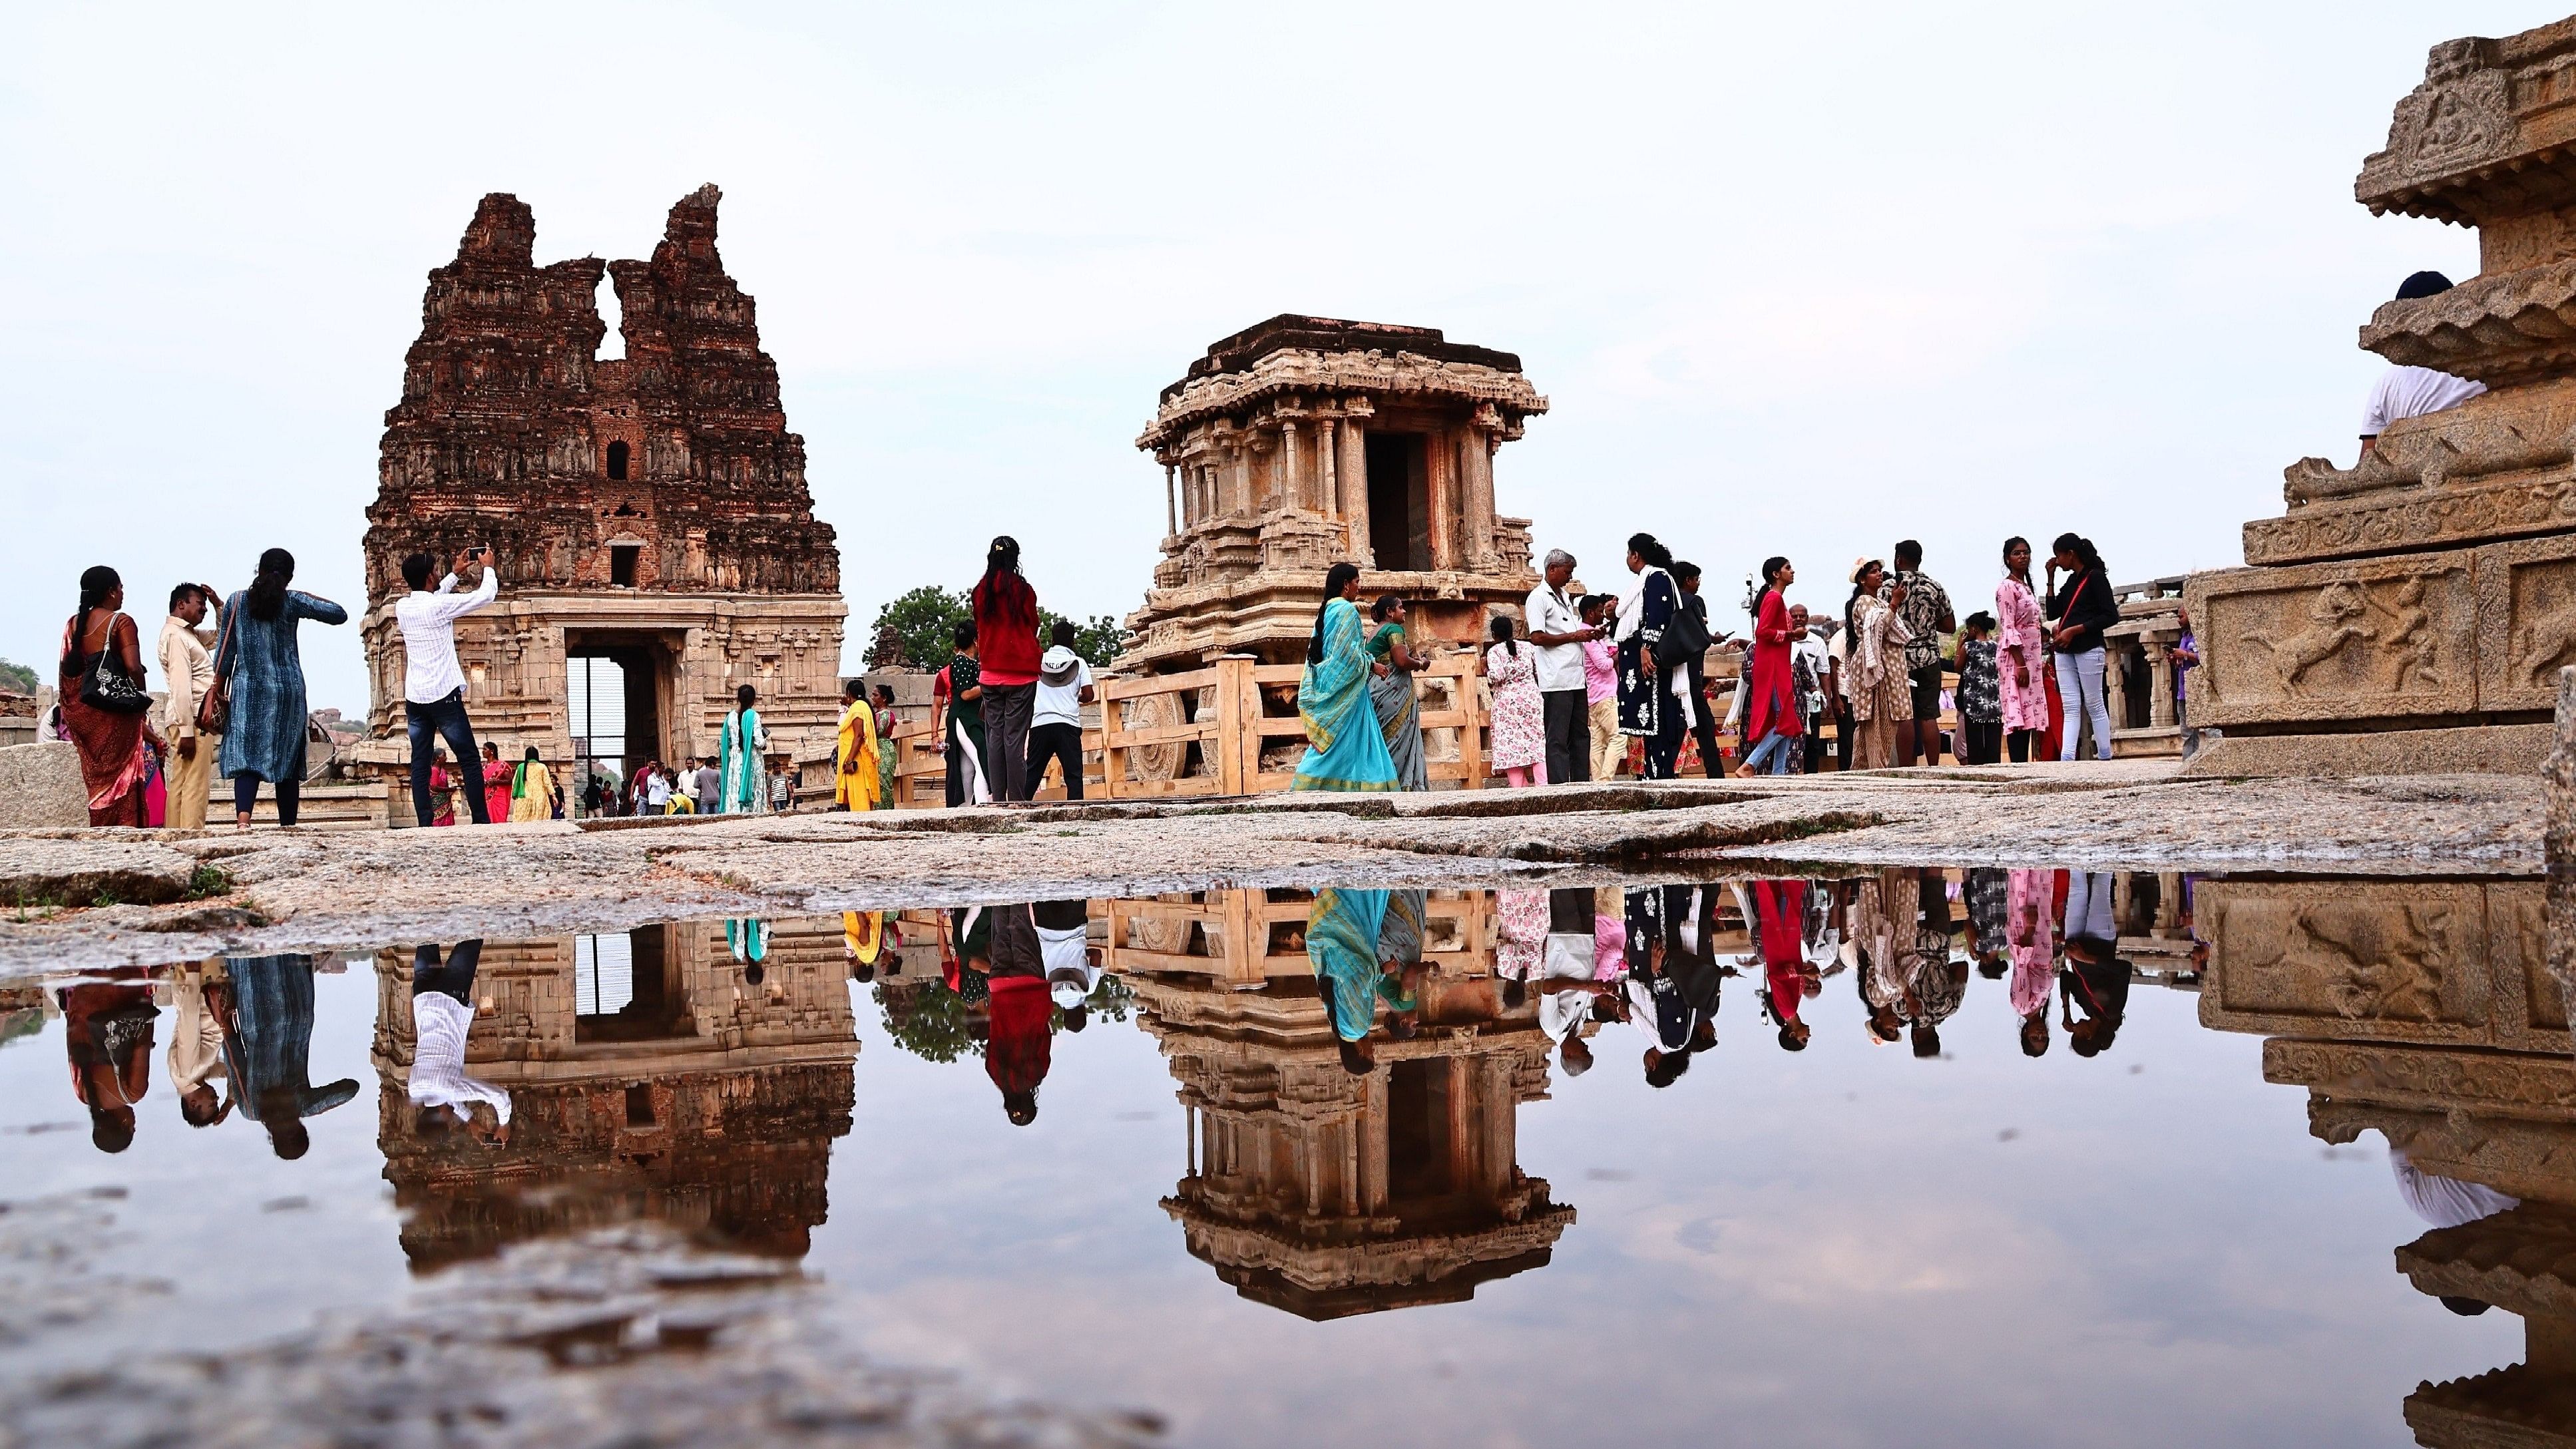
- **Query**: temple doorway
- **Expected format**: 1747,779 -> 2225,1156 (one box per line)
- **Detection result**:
566,636 -> 668,814
1365,433 -> 1430,571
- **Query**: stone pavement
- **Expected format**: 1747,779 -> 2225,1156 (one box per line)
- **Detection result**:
0,758 -> 2539,979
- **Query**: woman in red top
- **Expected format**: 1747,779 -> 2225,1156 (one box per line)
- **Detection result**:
969,536 -> 1042,801
1733,557 -> 1805,777
480,742 -> 513,825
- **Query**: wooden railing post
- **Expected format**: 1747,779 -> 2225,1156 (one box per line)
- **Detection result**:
1214,654 -> 1259,796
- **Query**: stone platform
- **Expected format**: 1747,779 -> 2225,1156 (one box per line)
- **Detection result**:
0,759 -> 2539,978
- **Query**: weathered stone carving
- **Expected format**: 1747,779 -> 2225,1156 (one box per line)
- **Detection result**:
1121,315 -> 1548,674
356,188 -> 845,803
2200,879 -> 2555,1052
2190,17 -> 2576,775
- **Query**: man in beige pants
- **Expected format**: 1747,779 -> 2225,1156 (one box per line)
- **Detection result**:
158,582 -> 220,829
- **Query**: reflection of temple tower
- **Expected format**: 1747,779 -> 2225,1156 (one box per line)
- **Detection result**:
2201,875 -> 2573,1443
1122,315 -> 1548,674
1118,888 -> 1573,1319
371,917 -> 856,1269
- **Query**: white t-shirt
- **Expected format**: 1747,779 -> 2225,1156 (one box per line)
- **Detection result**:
409,992 -> 512,1124
1793,636 -> 1831,714
645,774 -> 671,808
2390,1147 -> 2515,1229
2362,366 -> 2485,437
1032,646 -> 1094,729
1525,583 -> 1588,694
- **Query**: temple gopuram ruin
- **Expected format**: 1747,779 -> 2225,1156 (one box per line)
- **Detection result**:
1121,315 -> 1547,672
358,186 -> 843,803
371,917 -> 857,1269
2189,21 -> 2576,775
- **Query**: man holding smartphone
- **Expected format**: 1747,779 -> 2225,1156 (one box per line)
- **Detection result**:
396,544 -> 501,826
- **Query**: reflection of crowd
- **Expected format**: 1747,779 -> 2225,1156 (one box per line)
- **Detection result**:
876,900 -> 1107,1126
53,955 -> 360,1157
1468,867 -> 2169,1086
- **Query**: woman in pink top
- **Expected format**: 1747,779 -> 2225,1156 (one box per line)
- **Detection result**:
1995,537 -> 2049,763
1580,594 -> 1621,779
2007,867 -> 2056,1056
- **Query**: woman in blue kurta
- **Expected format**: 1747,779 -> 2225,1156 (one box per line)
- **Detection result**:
1292,564 -> 1398,793
213,549 -> 347,829
716,684 -> 768,813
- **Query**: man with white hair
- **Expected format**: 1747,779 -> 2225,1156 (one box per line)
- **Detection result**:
1524,548 -> 1600,783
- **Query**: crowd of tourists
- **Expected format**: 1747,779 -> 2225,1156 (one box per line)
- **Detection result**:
1290,529 -> 2155,791
41,544 -> 797,829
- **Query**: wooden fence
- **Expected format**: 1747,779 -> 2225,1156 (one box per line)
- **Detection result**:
1100,888 -> 1496,988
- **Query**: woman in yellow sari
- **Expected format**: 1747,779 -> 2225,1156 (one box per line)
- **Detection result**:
508,746 -> 555,822
837,680 -> 883,811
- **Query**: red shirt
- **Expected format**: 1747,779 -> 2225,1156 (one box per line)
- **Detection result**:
971,570 -> 1041,686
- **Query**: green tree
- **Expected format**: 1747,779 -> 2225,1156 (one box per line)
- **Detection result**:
0,658 -> 36,695
1036,610 -> 1130,669
870,586 -> 971,670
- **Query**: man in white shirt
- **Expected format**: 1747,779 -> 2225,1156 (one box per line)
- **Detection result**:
2362,271 -> 2486,461
1026,619 -> 1096,800
157,582 -> 220,829
409,940 -> 511,1142
1789,605 -> 1832,774
1524,548 -> 1600,783
395,547 -> 501,827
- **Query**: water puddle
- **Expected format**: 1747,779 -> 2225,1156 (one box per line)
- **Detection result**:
0,869 -> 2554,1446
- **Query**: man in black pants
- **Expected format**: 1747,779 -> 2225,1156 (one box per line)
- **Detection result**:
1025,619 -> 1094,800
1672,563 -> 1726,777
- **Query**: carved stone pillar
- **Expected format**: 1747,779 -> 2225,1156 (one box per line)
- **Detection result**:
1463,411 -> 1499,568
1340,417 -> 1371,564
1319,419 -> 1339,517
1232,445 -> 1250,517
1281,421 -> 1302,511
1164,463 -> 1177,537
1427,429 -> 1457,570
2145,640 -> 2176,727
2104,641 -> 2132,744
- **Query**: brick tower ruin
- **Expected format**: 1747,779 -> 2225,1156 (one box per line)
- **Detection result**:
1122,315 -> 1548,672
2189,21 -> 2576,775
359,186 -> 843,802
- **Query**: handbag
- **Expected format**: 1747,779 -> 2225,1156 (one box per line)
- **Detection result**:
79,614 -> 153,715
197,603 -> 235,735
1660,590 -> 1712,662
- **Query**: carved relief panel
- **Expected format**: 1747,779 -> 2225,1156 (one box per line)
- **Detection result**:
2476,532 -> 2576,713
2200,881 -> 2561,1052
2187,554 -> 2473,727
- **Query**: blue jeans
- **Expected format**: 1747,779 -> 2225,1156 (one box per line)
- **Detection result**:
2054,648 -> 2112,761
1740,729 -> 1797,775
407,689 -> 489,826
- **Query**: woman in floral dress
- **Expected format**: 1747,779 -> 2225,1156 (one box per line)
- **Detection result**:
1482,614 -> 1547,787
1994,536 -> 2051,763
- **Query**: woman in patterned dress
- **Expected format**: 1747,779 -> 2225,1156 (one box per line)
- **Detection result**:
1482,613 -> 1547,787
1994,536 -> 2051,763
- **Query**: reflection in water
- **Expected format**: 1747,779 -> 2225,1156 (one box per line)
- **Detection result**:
371,919 -> 858,1269
2197,875 -> 2573,1442
9,868 -> 2567,1442
1100,887 -> 1574,1319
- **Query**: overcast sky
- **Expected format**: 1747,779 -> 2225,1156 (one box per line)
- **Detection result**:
1,2 -> 2545,714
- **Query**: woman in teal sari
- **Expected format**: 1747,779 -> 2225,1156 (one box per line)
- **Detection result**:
716,684 -> 769,813
1307,886 -> 1391,1074
1293,564 -> 1398,792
